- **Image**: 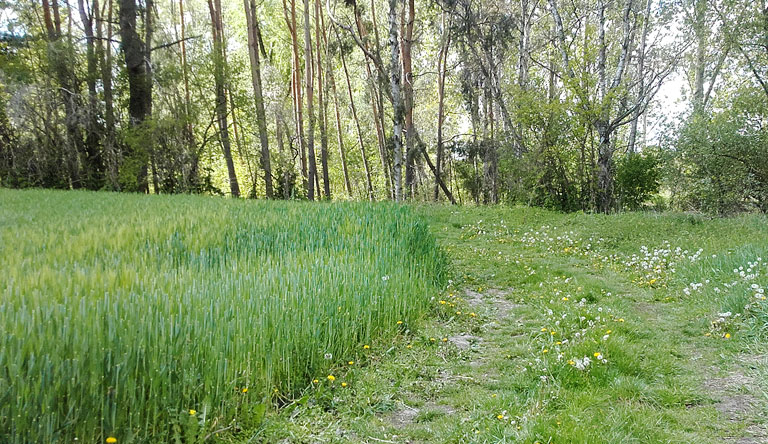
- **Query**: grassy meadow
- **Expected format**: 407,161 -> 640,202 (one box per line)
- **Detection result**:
0,189 -> 446,442
2,190 -> 768,443
245,206 -> 768,443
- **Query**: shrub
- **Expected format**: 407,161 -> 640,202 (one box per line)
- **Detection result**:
616,152 -> 661,211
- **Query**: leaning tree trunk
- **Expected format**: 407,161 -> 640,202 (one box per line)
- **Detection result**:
352,5 -> 392,199
434,10 -> 450,201
339,31 -> 375,200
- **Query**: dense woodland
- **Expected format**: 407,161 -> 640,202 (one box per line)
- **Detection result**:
0,0 -> 766,213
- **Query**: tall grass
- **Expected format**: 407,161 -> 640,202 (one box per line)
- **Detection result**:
0,189 -> 446,442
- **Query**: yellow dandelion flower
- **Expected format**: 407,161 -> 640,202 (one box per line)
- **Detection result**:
491,394 -> 497,398
725,333 -> 731,339
442,338 -> 448,342
439,300 -> 447,305
470,312 -> 477,317
312,379 -> 319,384
593,352 -> 601,357
551,331 -> 556,335
541,327 -> 547,332
456,311 -> 462,315
189,409 -> 196,415
497,414 -> 504,420
348,361 -> 354,365
341,382 -> 348,388
430,337 -> 436,342
242,387 -> 248,393
619,318 -> 625,322
363,345 -> 370,349
543,349 -> 549,353
406,344 -> 413,349
568,360 -> 575,365
397,320 -> 403,325
106,438 -> 117,444
327,375 -> 335,382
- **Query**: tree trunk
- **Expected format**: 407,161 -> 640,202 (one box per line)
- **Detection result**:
628,0 -> 652,153
77,0 -> 104,189
323,26 -> 353,197
339,32 -> 375,199
97,0 -> 118,189
245,0 -> 274,198
596,122 -> 614,213
692,0 -> 707,112
302,0 -> 317,200
482,77 -> 497,204
208,0 -> 241,197
434,11 -> 450,201
388,0 -> 404,201
401,0 -> 416,199
178,0 -> 200,190
352,4 -> 392,198
315,0 -> 331,199
284,0 -> 307,193
145,0 -> 156,192
119,0 -> 151,192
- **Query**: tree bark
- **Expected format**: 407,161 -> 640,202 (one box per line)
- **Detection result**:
77,0 -> 104,189
388,0 -> 404,201
322,24 -> 353,197
208,0 -> 241,197
628,0 -> 653,153
97,0 -> 118,189
303,0 -> 317,200
119,0 -> 151,192
352,3 -> 393,198
245,0 -> 274,198
692,0 -> 707,112
434,11 -> 450,201
284,0 -> 307,193
178,0 -> 200,190
339,31 -> 375,199
401,0 -> 416,198
315,0 -> 331,199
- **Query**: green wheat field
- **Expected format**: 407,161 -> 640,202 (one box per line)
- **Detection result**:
0,189 -> 445,442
